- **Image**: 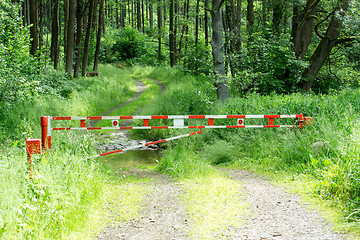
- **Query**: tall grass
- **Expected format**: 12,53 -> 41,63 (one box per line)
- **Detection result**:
138,66 -> 360,227
0,65 -> 144,239
0,64 -> 136,143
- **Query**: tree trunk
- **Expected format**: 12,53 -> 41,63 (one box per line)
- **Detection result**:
64,0 -> 69,55
137,0 -> 141,30
272,0 -> 283,34
65,0 -> 77,75
29,0 -> 38,56
149,1 -> 153,32
293,0 -> 318,59
141,0 -> 145,33
169,0 -> 175,66
246,0 -> 253,35
93,0 -> 105,72
82,0 -> 97,76
195,0 -> 200,47
38,2 -> 44,52
261,0 -> 266,28
74,0 -> 84,78
302,0 -> 349,91
121,1 -> 126,28
234,0 -> 241,53
204,0 -> 209,45
211,0 -> 230,100
50,0 -> 60,70
157,0 -> 162,61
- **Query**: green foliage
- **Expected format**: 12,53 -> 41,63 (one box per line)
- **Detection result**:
0,1 -> 39,103
139,66 -> 360,224
101,27 -> 159,66
0,65 -> 145,239
231,33 -> 305,95
0,134 -> 107,239
181,43 -> 212,75
157,140 -> 214,179
0,65 -> 134,142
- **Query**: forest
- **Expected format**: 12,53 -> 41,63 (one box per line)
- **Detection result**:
1,0 -> 360,239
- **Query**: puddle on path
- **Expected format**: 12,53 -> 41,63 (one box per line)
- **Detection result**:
103,150 -> 161,169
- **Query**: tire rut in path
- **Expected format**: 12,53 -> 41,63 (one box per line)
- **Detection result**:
97,170 -> 189,240
223,169 -> 347,240
90,77 -> 166,127
90,78 -> 146,127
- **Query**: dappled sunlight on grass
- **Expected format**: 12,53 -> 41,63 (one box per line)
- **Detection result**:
181,175 -> 248,239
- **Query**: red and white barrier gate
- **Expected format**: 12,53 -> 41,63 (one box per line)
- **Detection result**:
39,114 -> 313,155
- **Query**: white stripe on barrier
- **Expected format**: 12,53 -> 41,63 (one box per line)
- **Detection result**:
51,114 -> 301,121
52,125 -> 297,131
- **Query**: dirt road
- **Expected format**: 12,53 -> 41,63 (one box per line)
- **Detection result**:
96,77 -> 348,240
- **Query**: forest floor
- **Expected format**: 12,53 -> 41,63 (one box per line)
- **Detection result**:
95,77 -> 350,240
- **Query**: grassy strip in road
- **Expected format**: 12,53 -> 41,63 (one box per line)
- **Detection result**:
106,176 -> 153,222
157,142 -> 248,239
181,175 -> 247,240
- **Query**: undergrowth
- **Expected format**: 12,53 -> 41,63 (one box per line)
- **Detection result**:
0,65 -> 143,239
136,66 -> 360,235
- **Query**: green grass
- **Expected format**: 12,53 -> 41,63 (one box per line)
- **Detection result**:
181,175 -> 247,239
133,66 -> 360,236
0,65 -> 155,239
107,176 -> 152,222
0,138 -> 107,239
2,64 -> 360,238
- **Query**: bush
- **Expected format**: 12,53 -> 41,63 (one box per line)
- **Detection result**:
101,27 -> 157,65
230,33 -> 305,95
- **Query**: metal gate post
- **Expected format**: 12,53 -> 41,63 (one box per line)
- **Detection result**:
41,116 -> 51,150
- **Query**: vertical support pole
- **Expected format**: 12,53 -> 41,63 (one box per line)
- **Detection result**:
41,116 -> 48,150
269,118 -> 274,126
299,113 -> 304,129
47,116 -> 51,150
26,138 -> 41,179
80,120 -> 86,127
209,118 -> 214,126
143,119 -> 149,127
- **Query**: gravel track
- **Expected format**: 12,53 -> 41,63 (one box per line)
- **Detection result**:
95,77 -> 349,240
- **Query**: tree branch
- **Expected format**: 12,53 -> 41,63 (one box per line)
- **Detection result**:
335,36 -> 359,45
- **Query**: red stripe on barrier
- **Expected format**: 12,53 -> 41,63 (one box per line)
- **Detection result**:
189,130 -> 202,136
226,125 -> 246,128
152,116 -> 168,119
264,125 -> 280,128
120,127 -> 133,129
87,116 -> 102,120
264,115 -> 280,118
120,116 -> 133,119
100,149 -> 123,156
188,126 -> 205,128
87,127 -> 102,130
53,128 -> 71,130
151,126 -> 168,129
145,139 -> 166,146
227,115 -> 246,118
189,115 -> 205,119
52,117 -> 71,120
